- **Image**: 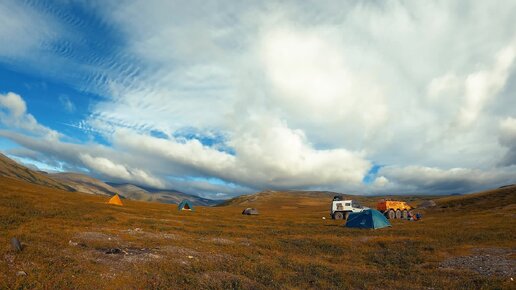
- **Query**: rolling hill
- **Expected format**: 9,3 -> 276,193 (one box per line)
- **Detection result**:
0,153 -> 72,191
111,183 -> 219,206
219,186 -> 516,213
0,153 -> 218,206
434,184 -> 516,211
50,172 -> 120,196
218,190 -> 338,208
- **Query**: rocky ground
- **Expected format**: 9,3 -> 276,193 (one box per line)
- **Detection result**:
440,248 -> 515,277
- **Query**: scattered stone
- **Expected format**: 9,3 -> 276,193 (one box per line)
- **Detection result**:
187,255 -> 194,259
105,248 -> 122,255
16,271 -> 27,277
69,240 -> 78,246
440,248 -> 515,277
211,238 -> 234,245
322,217 -> 326,220
11,237 -> 22,252
161,246 -> 199,257
74,232 -> 118,242
163,233 -> 180,240
99,247 -> 155,256
4,254 -> 15,264
122,228 -> 178,240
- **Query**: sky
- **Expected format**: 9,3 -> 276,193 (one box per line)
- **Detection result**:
0,0 -> 515,199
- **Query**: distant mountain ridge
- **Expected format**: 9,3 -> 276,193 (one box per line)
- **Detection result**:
0,153 -> 219,206
108,182 -> 219,206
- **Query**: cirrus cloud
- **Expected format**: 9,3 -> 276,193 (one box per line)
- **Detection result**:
1,1 -> 516,197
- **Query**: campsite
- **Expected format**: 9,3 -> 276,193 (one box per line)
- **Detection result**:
1,175 -> 514,289
1,1 -> 516,289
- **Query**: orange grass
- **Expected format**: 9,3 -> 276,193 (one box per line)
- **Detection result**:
1,177 -> 515,289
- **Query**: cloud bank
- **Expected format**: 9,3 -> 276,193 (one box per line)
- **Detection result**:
1,0 -> 516,198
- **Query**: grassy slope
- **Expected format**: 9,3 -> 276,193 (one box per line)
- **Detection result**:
51,173 -> 119,196
0,154 -> 72,191
1,177 -> 515,289
0,154 -> 216,206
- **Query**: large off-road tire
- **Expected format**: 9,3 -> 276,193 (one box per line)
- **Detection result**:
395,209 -> 402,219
334,212 -> 344,220
387,209 -> 395,219
402,209 -> 409,219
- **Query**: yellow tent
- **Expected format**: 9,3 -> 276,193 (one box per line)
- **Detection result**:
107,194 -> 123,206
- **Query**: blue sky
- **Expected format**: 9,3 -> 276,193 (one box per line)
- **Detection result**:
1,0 -> 516,198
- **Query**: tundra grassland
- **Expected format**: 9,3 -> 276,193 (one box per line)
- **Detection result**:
1,177 -> 515,289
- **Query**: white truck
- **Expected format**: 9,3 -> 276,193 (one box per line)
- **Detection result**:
330,196 -> 367,220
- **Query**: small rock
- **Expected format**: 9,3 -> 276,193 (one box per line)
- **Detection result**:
105,248 -> 122,254
322,217 -> 326,220
135,228 -> 142,232
16,271 -> 27,277
11,237 -> 22,252
187,255 -> 194,259
69,240 -> 78,246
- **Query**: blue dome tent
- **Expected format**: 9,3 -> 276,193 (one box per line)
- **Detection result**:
178,200 -> 194,211
345,209 -> 391,229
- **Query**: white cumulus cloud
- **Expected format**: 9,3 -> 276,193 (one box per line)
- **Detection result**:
1,1 -> 516,197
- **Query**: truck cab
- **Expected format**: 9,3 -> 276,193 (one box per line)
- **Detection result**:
330,196 -> 367,220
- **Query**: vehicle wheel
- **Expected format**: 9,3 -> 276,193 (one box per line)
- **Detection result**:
395,209 -> 402,219
344,212 -> 350,220
402,210 -> 408,219
387,209 -> 395,219
334,212 -> 344,220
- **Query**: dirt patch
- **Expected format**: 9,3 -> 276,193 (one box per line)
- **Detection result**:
100,247 -> 161,263
159,246 -> 201,265
121,228 -> 181,240
161,245 -> 199,257
68,231 -> 161,268
98,246 -> 153,256
211,237 -> 235,245
74,231 -> 118,242
159,246 -> 234,265
239,239 -> 252,247
78,245 -> 161,269
440,248 -> 515,277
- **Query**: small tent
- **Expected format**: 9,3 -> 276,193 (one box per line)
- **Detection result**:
345,209 -> 391,229
107,194 -> 123,206
242,208 -> 259,215
178,200 -> 194,211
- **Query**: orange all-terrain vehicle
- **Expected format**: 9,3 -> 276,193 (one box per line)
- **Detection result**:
377,200 -> 413,219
